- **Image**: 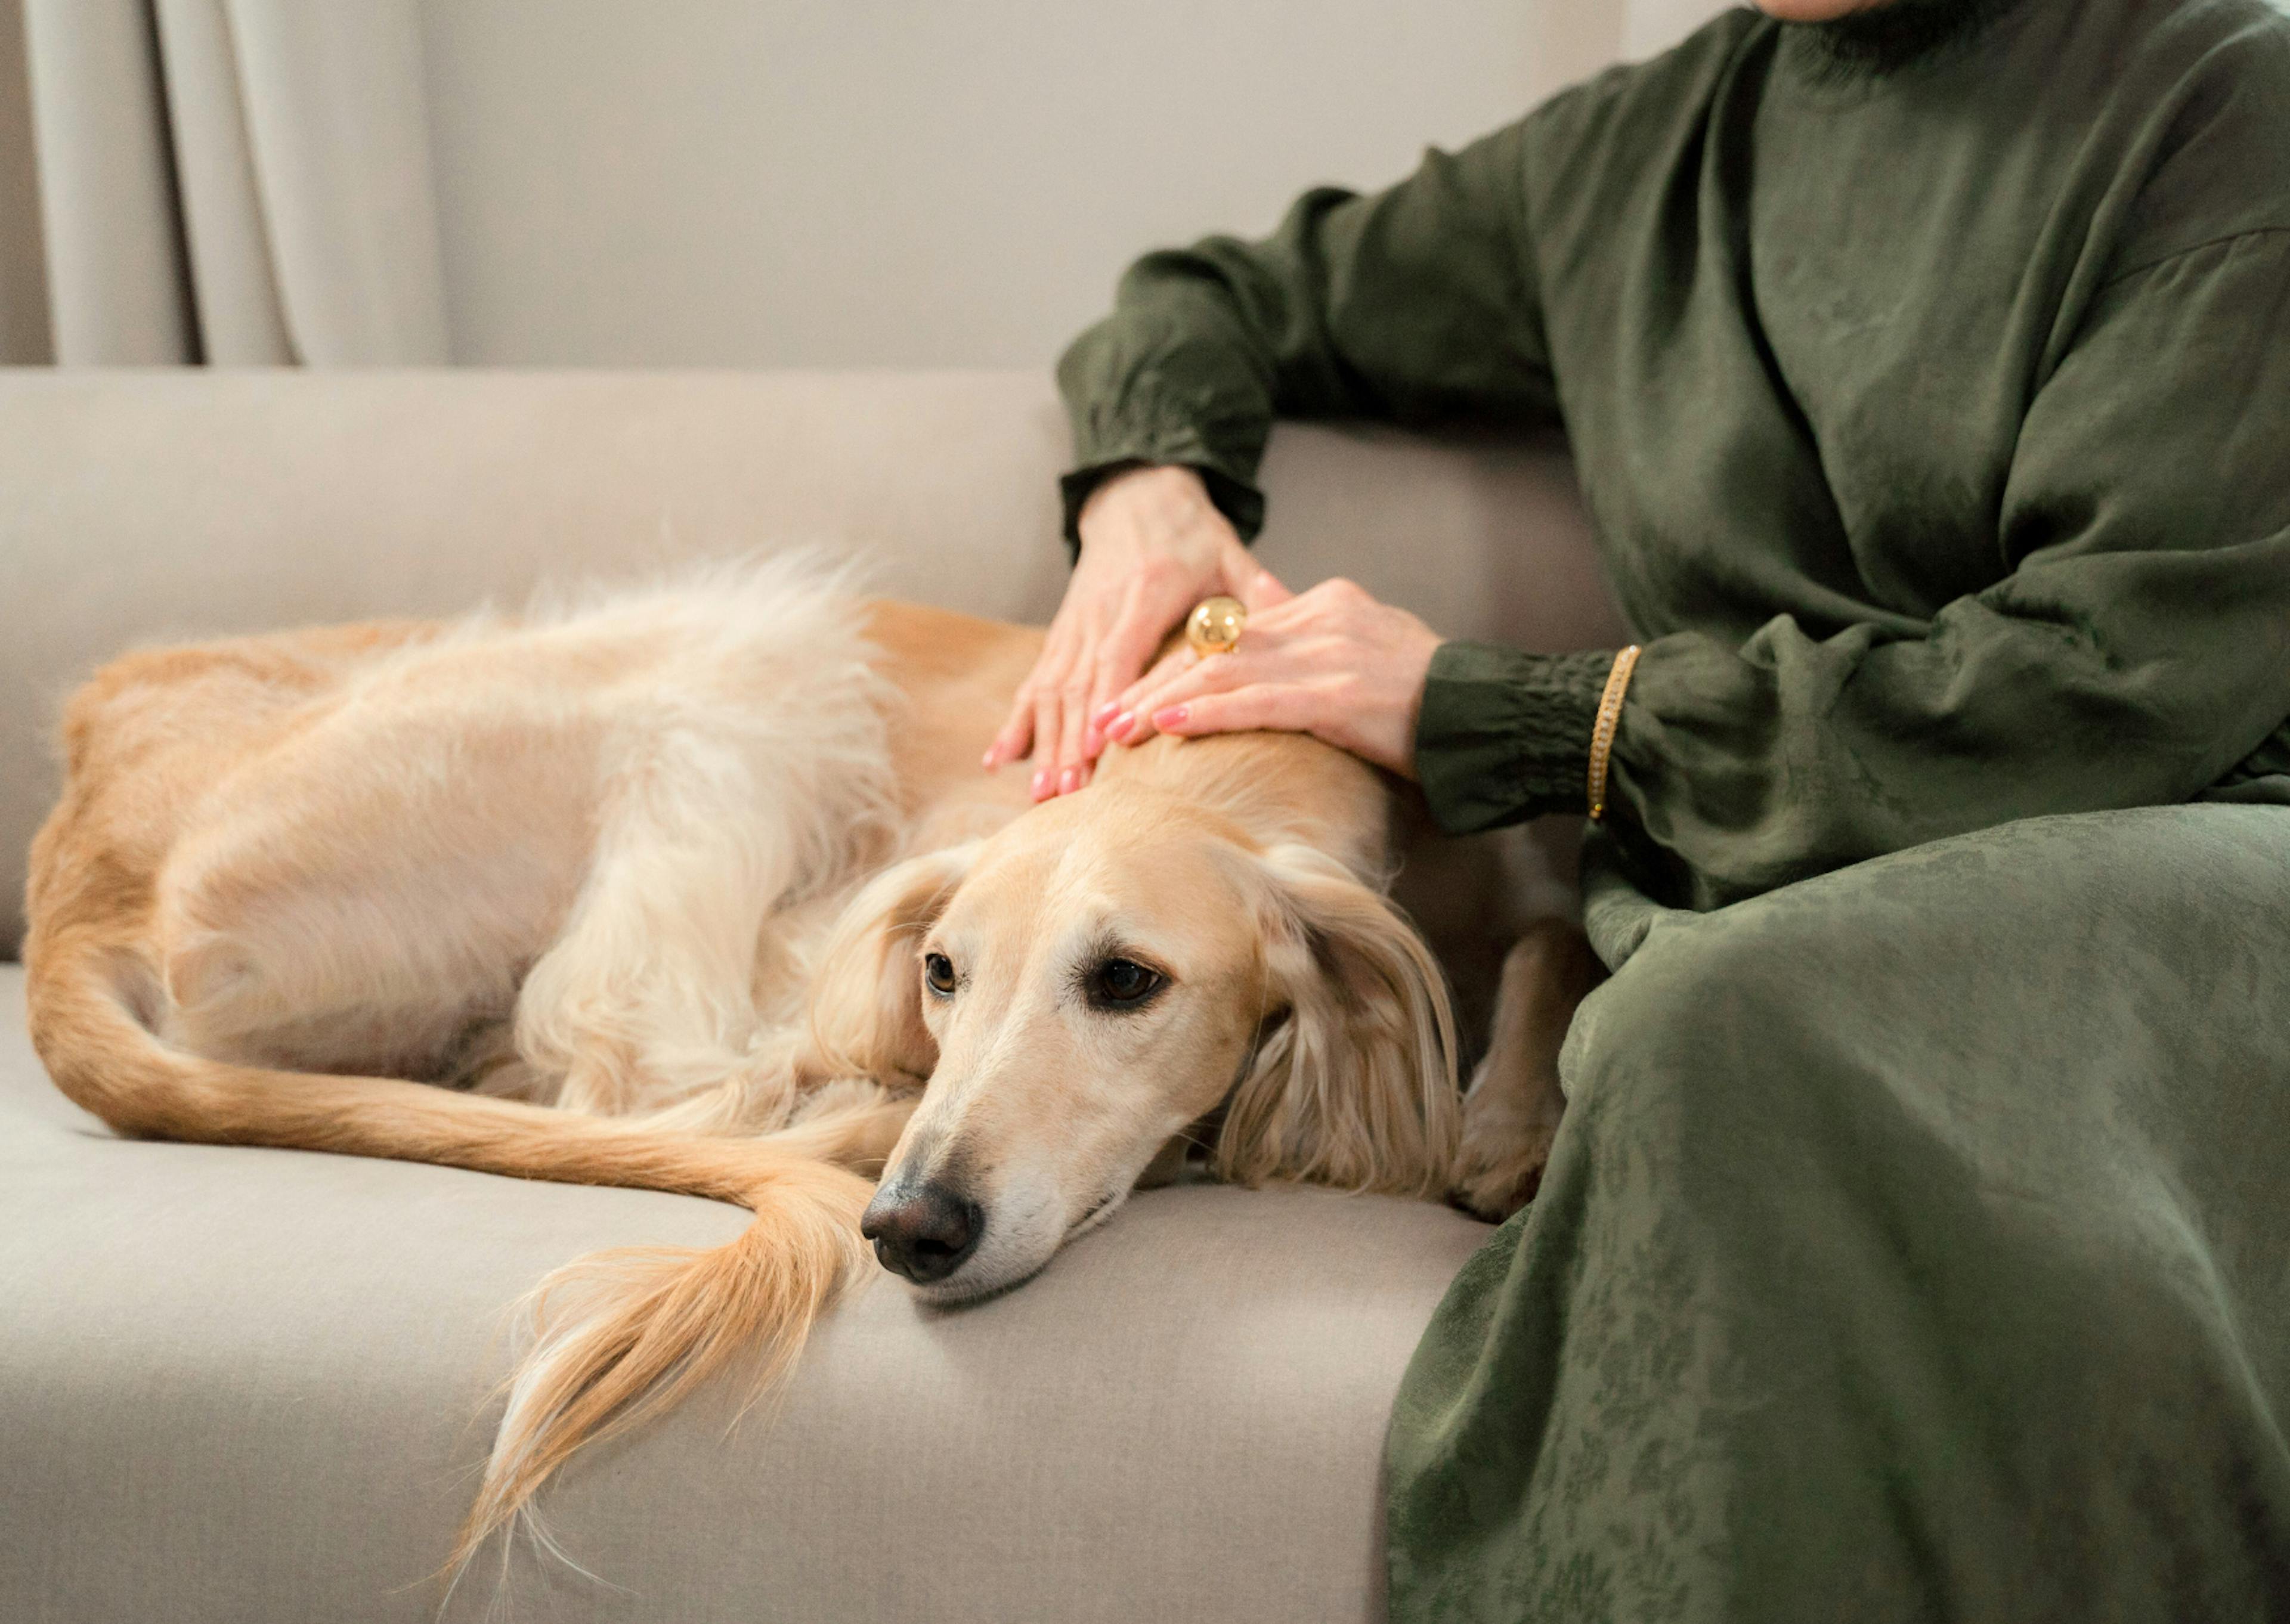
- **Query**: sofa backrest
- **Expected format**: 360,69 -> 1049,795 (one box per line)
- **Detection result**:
0,368 -> 1624,957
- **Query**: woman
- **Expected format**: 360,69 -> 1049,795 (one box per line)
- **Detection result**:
991,0 -> 2290,1617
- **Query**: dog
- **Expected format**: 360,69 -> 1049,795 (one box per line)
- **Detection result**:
21,557 -> 1592,1570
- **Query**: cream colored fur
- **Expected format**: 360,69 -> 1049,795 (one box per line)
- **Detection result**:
22,557 -> 1586,1585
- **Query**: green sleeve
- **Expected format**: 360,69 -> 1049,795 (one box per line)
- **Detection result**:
1054,119 -> 1559,543
1412,644 -> 1616,834
1592,233 -> 2290,907
1416,235 -> 2290,900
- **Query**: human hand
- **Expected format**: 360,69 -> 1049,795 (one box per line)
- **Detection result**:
1101,577 -> 1444,779
985,465 -> 1291,798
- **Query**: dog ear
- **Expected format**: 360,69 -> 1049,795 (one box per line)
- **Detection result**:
1214,842 -> 1460,1197
807,842 -> 977,1086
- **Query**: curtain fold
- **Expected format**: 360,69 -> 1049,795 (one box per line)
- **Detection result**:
218,0 -> 448,363
21,0 -> 195,362
151,0 -> 289,362
21,0 -> 448,365
0,0 -> 53,363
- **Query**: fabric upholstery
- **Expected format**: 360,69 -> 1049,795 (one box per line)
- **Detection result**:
0,966 -> 1491,1622
1,367 -> 1621,1620
0,367 -> 1621,956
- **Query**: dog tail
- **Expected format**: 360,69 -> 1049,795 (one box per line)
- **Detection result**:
23,922 -> 896,1578
457,1151 -> 871,1574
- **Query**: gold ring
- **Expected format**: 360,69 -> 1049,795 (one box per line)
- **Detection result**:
1185,596 -> 1247,657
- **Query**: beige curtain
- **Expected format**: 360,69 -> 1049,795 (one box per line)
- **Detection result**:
0,0 -> 49,362
20,0 -> 447,365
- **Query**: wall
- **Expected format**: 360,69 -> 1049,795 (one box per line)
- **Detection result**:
416,1 -> 1617,367
1624,0 -> 1741,58
1,0 -> 1738,368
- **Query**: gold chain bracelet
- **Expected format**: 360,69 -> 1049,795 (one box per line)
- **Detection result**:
1586,645 -> 1642,822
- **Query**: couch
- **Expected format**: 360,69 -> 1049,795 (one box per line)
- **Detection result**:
0,370 -> 1627,1623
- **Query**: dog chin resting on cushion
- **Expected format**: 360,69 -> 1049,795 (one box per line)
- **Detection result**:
22,554 -> 1587,1570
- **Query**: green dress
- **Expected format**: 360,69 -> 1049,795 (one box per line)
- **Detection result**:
1057,0 -> 2290,1616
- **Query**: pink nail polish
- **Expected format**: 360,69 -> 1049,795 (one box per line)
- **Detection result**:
982,748 -> 998,770
1109,711 -> 1134,739
1092,701 -> 1121,726
1060,766 -> 1081,795
1030,770 -> 1049,798
1153,705 -> 1188,730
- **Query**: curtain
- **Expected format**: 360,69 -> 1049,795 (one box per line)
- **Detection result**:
20,0 -> 448,364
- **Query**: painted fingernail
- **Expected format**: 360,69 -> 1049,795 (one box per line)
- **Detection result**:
1153,705 -> 1189,730
1109,711 -> 1135,739
1031,769 -> 1050,798
1060,766 -> 1081,795
982,748 -> 998,770
1092,701 -> 1121,726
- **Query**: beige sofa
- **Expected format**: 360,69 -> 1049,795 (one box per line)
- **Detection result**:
0,370 -> 1626,1624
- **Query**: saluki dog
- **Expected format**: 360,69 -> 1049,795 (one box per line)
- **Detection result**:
21,557 -> 1593,1570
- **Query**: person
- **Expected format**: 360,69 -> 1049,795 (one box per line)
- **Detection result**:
993,0 -> 2290,1617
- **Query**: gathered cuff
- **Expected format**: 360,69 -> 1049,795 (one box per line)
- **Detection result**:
1054,345 -> 1273,551
1413,642 -> 1616,833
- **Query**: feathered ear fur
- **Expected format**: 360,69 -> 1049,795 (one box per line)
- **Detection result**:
807,842 -> 977,1084
1214,842 -> 1460,1197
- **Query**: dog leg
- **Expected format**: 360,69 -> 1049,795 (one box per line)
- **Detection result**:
516,720 -> 869,1124
150,693 -> 604,1085
1450,918 -> 1605,1222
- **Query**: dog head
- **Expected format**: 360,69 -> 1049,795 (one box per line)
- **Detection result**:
809,777 -> 1457,1301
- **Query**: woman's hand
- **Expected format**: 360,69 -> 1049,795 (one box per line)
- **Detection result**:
1103,577 -> 1444,778
986,465 -> 1291,798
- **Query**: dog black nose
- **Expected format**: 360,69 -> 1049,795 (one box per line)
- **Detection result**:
861,1183 -> 983,1284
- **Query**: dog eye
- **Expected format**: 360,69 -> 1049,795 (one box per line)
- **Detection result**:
923,953 -> 958,997
1087,957 -> 1162,1009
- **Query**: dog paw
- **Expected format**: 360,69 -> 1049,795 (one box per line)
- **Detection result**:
1448,1125 -> 1554,1223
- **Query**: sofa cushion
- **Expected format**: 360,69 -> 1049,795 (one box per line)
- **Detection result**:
0,966 -> 1496,1623
0,368 -> 1618,954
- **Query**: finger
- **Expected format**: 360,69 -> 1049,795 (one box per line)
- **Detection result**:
990,622 -> 1079,769
1150,682 -> 1314,739
1116,649 -> 1258,747
1101,644 -> 1199,749
1112,646 -> 1198,722
986,682 -> 1038,770
1085,586 -> 1182,751
1117,597 -> 1307,722
1030,684 -> 1068,799
1107,647 -> 1211,746
1020,640 -> 1080,799
1053,652 -> 1103,793
1231,556 -> 1295,611
1224,585 -> 1320,637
